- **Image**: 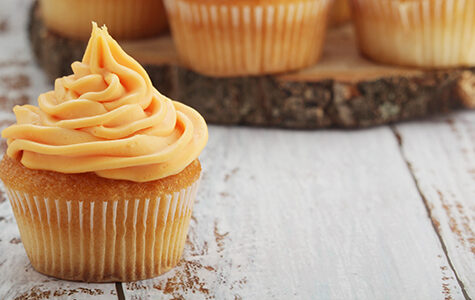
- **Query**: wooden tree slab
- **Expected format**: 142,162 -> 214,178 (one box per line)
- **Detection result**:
28,2 -> 475,129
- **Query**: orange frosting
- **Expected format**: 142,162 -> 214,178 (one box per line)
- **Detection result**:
2,23 -> 208,182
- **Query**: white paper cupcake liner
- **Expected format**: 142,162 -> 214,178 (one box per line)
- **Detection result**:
352,0 -> 475,67
5,179 -> 200,282
164,0 -> 331,76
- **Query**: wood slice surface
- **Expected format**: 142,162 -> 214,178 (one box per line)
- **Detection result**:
28,2 -> 475,129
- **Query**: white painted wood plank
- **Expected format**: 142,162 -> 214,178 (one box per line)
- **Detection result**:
0,0 -> 469,299
123,126 -> 464,300
395,111 -> 475,298
0,0 -> 118,298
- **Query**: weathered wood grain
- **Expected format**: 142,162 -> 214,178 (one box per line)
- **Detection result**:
123,126 -> 464,299
28,2 -> 474,129
0,0 -> 119,298
394,111 -> 475,299
1,0 -> 473,299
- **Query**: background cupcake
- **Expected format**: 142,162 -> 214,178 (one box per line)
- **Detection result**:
164,0 -> 332,76
40,0 -> 169,40
351,0 -> 475,67
329,0 -> 351,26
0,24 -> 208,282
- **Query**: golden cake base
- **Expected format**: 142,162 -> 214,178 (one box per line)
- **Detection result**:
0,156 -> 201,282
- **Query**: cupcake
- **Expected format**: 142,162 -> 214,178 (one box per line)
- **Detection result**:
40,0 -> 169,40
329,0 -> 351,26
0,23 -> 208,282
163,0 -> 332,76
351,0 -> 475,67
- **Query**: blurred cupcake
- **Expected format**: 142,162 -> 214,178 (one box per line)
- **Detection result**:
0,23 -> 208,282
40,0 -> 169,40
351,0 -> 475,67
164,0 -> 332,76
329,0 -> 351,26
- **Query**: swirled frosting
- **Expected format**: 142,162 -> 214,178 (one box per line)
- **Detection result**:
2,23 -> 208,182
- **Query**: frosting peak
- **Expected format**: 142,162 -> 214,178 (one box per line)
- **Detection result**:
2,23 -> 208,182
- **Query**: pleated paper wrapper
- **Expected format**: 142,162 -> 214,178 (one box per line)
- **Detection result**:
5,179 -> 200,282
352,0 -> 475,67
164,0 -> 331,76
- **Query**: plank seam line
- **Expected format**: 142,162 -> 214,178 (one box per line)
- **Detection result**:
116,282 -> 126,300
391,126 -> 471,300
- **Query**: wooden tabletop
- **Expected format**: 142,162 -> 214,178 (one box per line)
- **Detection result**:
0,0 -> 474,299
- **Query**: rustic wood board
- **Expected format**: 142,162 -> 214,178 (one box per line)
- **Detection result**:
1,0 -> 474,299
122,126 -> 465,299
28,2 -> 475,129
394,112 -> 475,299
